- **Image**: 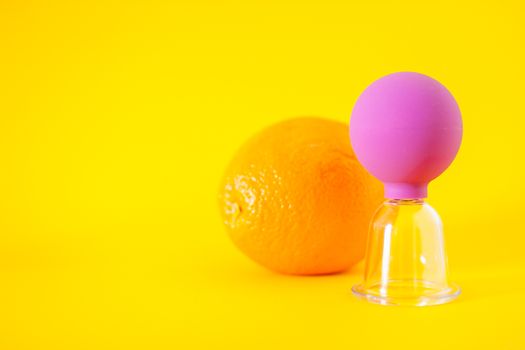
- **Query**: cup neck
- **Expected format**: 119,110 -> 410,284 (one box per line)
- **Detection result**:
385,198 -> 425,205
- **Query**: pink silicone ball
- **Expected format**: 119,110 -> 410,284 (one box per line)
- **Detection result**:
350,72 -> 462,199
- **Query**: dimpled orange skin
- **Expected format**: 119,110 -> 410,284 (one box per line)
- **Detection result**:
218,118 -> 383,275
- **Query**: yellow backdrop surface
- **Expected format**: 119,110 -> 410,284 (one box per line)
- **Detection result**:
1,1 -> 524,348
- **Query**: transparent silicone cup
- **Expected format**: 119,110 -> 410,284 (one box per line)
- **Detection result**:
352,199 -> 460,306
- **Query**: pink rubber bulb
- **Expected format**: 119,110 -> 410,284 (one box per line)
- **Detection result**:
350,72 -> 462,199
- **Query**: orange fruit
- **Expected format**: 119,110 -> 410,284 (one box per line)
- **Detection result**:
218,118 -> 382,275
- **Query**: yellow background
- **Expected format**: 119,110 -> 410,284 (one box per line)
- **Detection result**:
1,0 -> 524,348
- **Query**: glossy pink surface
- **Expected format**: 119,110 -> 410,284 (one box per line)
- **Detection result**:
350,72 -> 462,198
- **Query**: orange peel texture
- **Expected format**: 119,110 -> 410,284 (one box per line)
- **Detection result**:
219,118 -> 383,275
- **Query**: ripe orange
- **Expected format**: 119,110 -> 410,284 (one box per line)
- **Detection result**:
218,118 -> 382,275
